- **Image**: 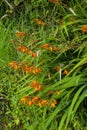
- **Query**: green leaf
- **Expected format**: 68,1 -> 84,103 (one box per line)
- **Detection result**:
14,0 -> 23,6
65,85 -> 86,129
66,57 -> 87,76
73,88 -> 87,118
45,99 -> 67,129
58,111 -> 67,130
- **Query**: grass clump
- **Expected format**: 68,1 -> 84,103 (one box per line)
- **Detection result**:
0,0 -> 87,130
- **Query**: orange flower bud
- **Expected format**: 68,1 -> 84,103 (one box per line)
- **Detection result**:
63,69 -> 69,75
34,18 -> 46,26
54,66 -> 61,71
82,26 -> 87,33
29,50 -> 37,58
16,31 -> 28,37
41,44 -> 49,49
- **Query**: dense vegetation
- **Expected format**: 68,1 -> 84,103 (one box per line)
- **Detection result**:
0,0 -> 87,130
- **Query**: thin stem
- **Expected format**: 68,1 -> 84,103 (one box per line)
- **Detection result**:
4,0 -> 13,10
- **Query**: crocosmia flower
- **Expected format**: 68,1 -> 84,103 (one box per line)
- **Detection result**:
34,18 -> 46,26
8,61 -> 20,70
82,26 -> 87,33
17,45 -> 29,54
16,31 -> 28,37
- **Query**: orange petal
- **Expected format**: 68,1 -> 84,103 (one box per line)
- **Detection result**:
63,69 -> 69,75
27,100 -> 33,106
16,31 -> 28,37
32,96 -> 39,104
82,26 -> 87,33
34,18 -> 45,25
54,66 -> 61,71
8,61 -> 19,70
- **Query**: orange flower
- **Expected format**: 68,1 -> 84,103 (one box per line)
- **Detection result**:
16,31 -> 28,37
17,46 -> 29,54
38,101 -> 42,107
41,44 -> 58,52
49,102 -> 56,107
25,68 -> 32,74
52,46 -> 59,52
22,66 -> 34,74
21,95 -> 29,104
27,100 -> 33,106
53,99 -> 57,105
63,69 -> 69,75
29,66 -> 35,72
41,100 -> 48,106
54,66 -> 61,71
82,26 -> 87,33
8,61 -> 19,70
41,44 -> 51,51
49,99 -> 57,107
34,84 -> 42,91
37,100 -> 48,107
34,18 -> 45,26
31,80 -> 42,91
50,100 -> 57,107
21,98 -> 26,104
22,65 -> 41,75
32,67 -> 41,74
31,80 -> 38,86
29,50 -> 37,58
41,44 -> 49,49
31,96 -> 39,104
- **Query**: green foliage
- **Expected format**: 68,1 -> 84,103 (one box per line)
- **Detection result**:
14,0 -> 23,6
0,0 -> 87,130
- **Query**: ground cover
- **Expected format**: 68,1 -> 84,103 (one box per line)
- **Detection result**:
0,0 -> 87,130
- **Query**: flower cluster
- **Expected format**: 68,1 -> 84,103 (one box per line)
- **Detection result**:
8,30 -> 64,110
16,31 -> 28,37
8,61 -> 41,74
21,95 -> 57,108
17,45 -> 37,58
17,45 -> 29,54
22,65 -> 41,74
41,44 -> 59,52
30,80 -> 42,91
29,50 -> 37,58
8,61 -> 20,70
